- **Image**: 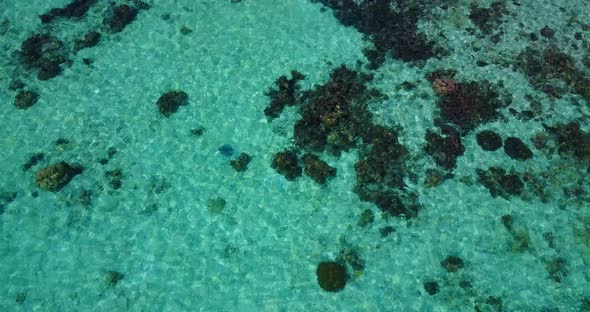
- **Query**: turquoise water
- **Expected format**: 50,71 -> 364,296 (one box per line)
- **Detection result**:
1,0 -> 589,311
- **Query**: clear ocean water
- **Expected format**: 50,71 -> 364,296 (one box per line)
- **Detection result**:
1,0 -> 589,311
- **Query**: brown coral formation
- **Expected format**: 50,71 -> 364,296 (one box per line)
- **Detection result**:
36,161 -> 83,191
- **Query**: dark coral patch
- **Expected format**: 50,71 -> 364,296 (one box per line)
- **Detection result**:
105,169 -> 123,190
74,31 -> 101,52
302,154 -> 336,184
218,144 -> 235,157
103,4 -> 139,33
476,130 -> 503,151
436,80 -> 504,132
264,65 -> 418,218
425,125 -> 465,170
424,281 -> 439,295
504,137 -> 533,160
36,162 -> 83,192
468,1 -> 508,34
516,47 -> 590,100
316,261 -> 347,292
19,33 -> 67,80
40,0 -> 98,24
157,91 -> 188,117
315,0 -> 435,68
271,150 -> 302,181
441,255 -> 464,272
13,90 -> 40,109
477,167 -> 524,198
354,125 -> 416,217
23,153 -> 45,171
230,153 -> 252,172
264,70 -> 305,119
544,123 -> 590,162
296,66 -> 375,156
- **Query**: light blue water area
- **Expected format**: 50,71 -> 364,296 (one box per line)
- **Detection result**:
1,0 -> 589,311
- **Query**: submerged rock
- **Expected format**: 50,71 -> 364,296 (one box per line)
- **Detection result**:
218,144 -> 235,157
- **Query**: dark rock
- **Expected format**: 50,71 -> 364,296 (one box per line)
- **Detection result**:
316,261 -> 347,292
103,4 -> 139,33
36,162 -> 83,191
539,26 -> 555,38
425,126 -> 464,170
504,137 -> 533,160
15,292 -> 26,305
357,209 -> 374,227
476,130 -> 502,151
424,281 -> 439,295
133,0 -> 151,10
190,127 -> 205,136
477,167 -> 524,198
469,2 -> 508,34
179,26 -> 193,35
301,154 -> 336,184
338,248 -> 364,272
271,150 -> 302,181
217,144 -> 235,157
516,47 -> 590,101
436,81 -> 504,132
264,70 -> 305,119
229,152 -> 252,172
37,60 -> 63,80
544,123 -> 590,161
459,280 -> 472,289
8,80 -> 25,90
23,153 -> 45,171
19,34 -> 66,80
545,257 -> 567,283
40,0 -> 97,23
441,255 -> 464,272
156,90 -> 188,117
316,1 -> 434,68
106,270 -> 124,286
14,90 -> 39,109
74,31 -> 101,52
105,169 -> 123,190
380,226 -> 395,237
475,296 -> 503,312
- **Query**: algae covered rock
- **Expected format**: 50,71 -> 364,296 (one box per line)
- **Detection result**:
316,261 -> 347,292
36,161 -> 83,191
271,150 -> 302,181
302,154 -> 336,184
157,90 -> 188,117
229,152 -> 252,172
